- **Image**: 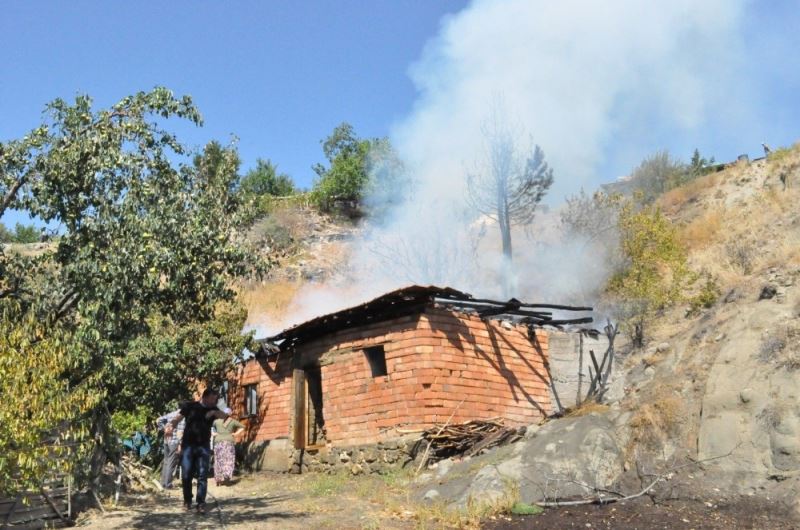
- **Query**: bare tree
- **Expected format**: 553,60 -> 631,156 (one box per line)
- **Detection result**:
467,113 -> 554,296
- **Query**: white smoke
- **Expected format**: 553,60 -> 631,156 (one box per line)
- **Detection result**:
266,0 -> 754,332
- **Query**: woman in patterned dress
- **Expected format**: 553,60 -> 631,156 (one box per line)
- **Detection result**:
212,408 -> 244,486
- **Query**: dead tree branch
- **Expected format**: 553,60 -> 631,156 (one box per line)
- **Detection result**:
535,446 -> 738,508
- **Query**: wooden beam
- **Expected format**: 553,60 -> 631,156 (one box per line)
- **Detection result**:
293,369 -> 306,450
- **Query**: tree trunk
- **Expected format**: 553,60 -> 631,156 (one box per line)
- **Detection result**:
498,193 -> 514,298
88,405 -> 116,493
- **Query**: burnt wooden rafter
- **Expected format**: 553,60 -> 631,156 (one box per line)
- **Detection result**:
258,285 -> 595,354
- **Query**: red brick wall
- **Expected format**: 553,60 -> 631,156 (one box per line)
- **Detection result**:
229,307 -> 550,447
226,352 -> 294,441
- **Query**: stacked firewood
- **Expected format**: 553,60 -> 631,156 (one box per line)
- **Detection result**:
418,419 -> 525,461
117,455 -> 161,493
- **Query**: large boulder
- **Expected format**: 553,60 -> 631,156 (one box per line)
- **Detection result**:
442,413 -> 624,506
516,413 -> 624,502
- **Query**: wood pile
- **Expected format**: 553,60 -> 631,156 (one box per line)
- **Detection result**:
418,419 -> 525,462
115,455 -> 161,495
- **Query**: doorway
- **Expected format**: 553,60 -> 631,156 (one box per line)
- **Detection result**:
293,365 -> 326,449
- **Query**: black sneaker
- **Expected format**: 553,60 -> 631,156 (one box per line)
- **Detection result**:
183,503 -> 192,512
196,503 -> 207,515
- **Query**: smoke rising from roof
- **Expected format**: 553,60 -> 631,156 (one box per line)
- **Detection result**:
256,0 -> 757,335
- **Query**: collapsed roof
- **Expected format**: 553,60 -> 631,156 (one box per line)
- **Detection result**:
256,285 -> 594,354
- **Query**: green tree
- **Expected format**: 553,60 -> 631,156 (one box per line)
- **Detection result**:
0,311 -> 99,493
311,122 -> 405,214
240,158 -> 296,197
0,222 -> 12,242
12,222 -> 40,243
193,139 -> 241,192
109,301 -> 249,416
0,88 -> 264,489
312,123 -> 371,211
607,198 -> 691,347
686,148 -> 715,179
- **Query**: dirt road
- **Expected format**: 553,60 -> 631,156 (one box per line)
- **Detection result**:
77,472 -> 415,530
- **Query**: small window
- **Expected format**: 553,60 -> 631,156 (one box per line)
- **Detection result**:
244,384 -> 258,417
218,381 -> 229,410
364,345 -> 387,377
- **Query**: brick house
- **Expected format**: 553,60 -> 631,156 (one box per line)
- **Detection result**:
226,286 -> 592,471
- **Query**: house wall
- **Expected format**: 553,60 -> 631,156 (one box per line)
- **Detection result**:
226,351 -> 294,443
228,306 -> 551,452
547,330 -> 612,412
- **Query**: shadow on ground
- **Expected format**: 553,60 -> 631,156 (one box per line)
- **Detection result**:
118,494 -> 305,529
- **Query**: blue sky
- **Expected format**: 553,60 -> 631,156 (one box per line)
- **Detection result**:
2,1 -> 799,228
1,1 -> 465,225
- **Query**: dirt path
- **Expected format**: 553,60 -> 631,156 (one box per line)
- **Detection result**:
76,471 -> 800,529
77,472 -> 417,530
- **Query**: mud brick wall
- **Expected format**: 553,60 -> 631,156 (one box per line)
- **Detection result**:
229,306 -> 551,448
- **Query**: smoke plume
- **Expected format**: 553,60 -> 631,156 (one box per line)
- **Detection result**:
260,0 -> 755,334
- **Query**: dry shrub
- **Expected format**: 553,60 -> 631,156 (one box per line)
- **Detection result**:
681,210 -> 723,250
627,388 -> 683,452
565,401 -> 610,417
660,186 -> 690,212
270,207 -> 314,239
758,332 -> 787,363
724,237 -> 756,275
758,326 -> 800,371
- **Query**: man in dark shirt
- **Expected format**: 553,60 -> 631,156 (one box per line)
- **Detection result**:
168,388 -> 227,513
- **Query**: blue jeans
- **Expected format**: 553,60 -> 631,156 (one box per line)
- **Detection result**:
181,445 -> 211,506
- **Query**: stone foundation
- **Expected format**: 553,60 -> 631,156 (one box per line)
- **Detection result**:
290,436 -> 420,475
238,438 -> 294,472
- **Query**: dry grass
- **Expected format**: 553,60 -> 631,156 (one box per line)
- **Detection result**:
565,401 -> 610,418
680,210 -> 723,251
642,349 -> 669,368
765,143 -> 800,165
238,280 -> 303,326
409,479 -> 521,530
626,386 -> 683,453
660,172 -> 721,213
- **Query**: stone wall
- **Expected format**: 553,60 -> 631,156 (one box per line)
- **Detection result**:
547,330 -> 611,412
289,436 -> 420,475
237,436 -> 420,475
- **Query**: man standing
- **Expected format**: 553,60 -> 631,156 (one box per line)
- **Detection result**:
156,409 -> 184,489
168,388 -> 227,514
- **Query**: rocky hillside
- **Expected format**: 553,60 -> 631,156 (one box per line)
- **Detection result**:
239,206 -> 357,334
410,144 -> 800,517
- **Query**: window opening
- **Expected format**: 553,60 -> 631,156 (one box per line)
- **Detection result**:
244,384 -> 258,417
218,381 -> 229,410
364,345 -> 387,377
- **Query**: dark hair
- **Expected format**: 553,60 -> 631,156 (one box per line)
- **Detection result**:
202,388 -> 219,398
